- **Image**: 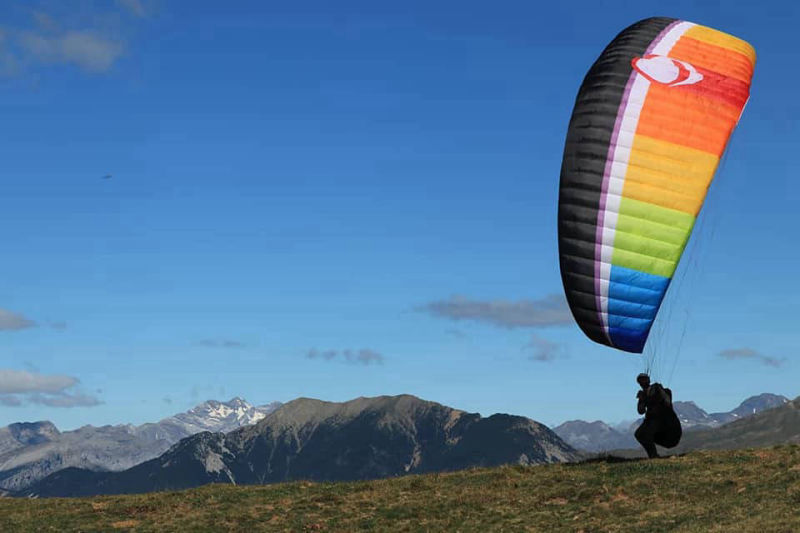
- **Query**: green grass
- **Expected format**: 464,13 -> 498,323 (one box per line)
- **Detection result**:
2,446 -> 798,532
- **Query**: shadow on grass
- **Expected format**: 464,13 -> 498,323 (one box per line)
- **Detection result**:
568,451 -> 689,466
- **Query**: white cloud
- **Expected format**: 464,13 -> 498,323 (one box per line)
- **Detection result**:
0,309 -> 37,331
0,369 -> 101,408
28,392 -> 102,407
718,348 -> 786,368
307,348 -> 385,366
0,30 -> 21,77
117,0 -> 147,17
0,369 -> 75,394
197,339 -> 246,349
524,335 -> 562,363
1,2 -> 151,77
417,294 -> 572,329
19,30 -> 123,72
445,328 -> 468,339
0,395 -> 23,406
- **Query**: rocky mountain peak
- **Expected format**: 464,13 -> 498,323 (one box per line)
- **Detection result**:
0,421 -> 61,456
8,421 -> 60,444
555,392 -> 792,452
0,396 -> 280,493
21,394 -> 579,497
730,393 -> 789,418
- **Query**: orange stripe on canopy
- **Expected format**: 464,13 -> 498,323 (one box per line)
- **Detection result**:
636,83 -> 741,156
670,36 -> 754,84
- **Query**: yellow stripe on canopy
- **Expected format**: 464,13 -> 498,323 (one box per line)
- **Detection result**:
623,135 -> 719,215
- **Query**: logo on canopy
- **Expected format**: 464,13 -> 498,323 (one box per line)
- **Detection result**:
631,55 -> 703,87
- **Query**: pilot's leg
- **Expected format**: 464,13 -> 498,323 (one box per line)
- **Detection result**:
635,419 -> 659,458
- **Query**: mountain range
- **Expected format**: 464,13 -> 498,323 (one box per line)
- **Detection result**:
677,395 -> 800,451
5,391 -> 798,498
553,393 -> 790,452
20,394 -> 580,498
0,398 -> 280,492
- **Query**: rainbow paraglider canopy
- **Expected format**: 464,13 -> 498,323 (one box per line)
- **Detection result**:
558,17 -> 755,353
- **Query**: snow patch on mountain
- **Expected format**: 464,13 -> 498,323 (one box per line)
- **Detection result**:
0,397 -> 281,492
165,397 -> 280,434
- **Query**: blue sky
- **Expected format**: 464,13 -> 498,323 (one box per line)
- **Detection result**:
1,0 -> 798,430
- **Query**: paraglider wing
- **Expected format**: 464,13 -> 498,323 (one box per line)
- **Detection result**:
557,17 -> 755,353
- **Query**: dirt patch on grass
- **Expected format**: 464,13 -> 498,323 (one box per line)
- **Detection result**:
111,519 -> 139,528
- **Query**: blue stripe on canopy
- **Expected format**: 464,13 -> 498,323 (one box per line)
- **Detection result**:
607,265 -> 671,352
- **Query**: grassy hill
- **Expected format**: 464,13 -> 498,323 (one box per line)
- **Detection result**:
1,446 -> 798,532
